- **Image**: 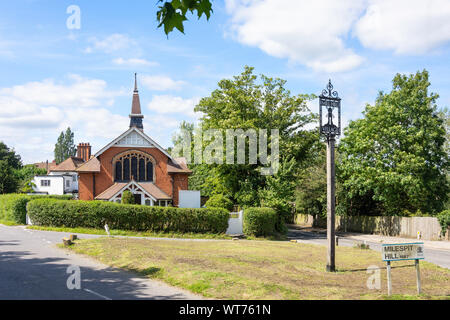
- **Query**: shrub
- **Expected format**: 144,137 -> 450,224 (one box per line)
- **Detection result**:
243,207 -> 277,237
121,190 -> 135,204
0,194 -> 72,224
437,210 -> 450,236
205,194 -> 233,211
27,199 -> 230,234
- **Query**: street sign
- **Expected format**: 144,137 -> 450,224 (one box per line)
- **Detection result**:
382,242 -> 425,261
382,242 -> 425,296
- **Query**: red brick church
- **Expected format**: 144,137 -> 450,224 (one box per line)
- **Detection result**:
76,75 -> 191,206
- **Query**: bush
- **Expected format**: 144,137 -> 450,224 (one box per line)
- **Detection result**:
121,190 -> 135,204
243,207 -> 277,237
27,199 -> 230,234
0,194 -> 72,224
437,210 -> 450,236
205,194 -> 233,211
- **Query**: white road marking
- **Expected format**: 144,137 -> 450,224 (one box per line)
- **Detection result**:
84,288 -> 112,300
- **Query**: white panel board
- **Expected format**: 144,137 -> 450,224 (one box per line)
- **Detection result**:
178,190 -> 201,209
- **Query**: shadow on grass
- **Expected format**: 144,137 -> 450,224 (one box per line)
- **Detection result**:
337,264 -> 416,273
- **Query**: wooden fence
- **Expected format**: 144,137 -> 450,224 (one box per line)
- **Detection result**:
294,214 -> 449,241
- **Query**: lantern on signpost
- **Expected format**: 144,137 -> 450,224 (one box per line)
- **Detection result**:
319,80 -> 341,272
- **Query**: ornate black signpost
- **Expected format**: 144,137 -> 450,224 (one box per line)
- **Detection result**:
319,80 -> 341,272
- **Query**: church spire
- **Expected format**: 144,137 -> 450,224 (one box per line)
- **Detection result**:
130,73 -> 144,131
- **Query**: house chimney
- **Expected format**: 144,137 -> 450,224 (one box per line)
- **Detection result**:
77,143 -> 92,162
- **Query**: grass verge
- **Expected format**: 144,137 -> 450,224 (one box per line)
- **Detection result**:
28,226 -> 233,240
62,237 -> 450,300
27,225 -> 286,241
0,219 -> 21,226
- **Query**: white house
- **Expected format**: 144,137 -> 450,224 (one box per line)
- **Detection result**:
32,144 -> 91,196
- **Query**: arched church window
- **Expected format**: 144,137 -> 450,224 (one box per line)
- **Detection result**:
139,159 -> 145,181
113,151 -> 155,183
146,162 -> 153,182
115,161 -> 122,181
131,156 -> 138,180
123,158 -> 130,181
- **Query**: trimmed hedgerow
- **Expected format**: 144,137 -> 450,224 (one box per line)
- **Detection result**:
205,194 -> 233,211
27,199 -> 230,234
437,210 -> 450,236
0,194 -> 73,224
243,207 -> 277,237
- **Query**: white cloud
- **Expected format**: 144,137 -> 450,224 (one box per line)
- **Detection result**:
85,34 -> 136,54
141,75 -> 186,91
354,0 -> 450,54
0,74 -> 119,108
225,0 -> 366,73
112,58 -> 159,67
0,75 -> 127,163
147,95 -> 200,117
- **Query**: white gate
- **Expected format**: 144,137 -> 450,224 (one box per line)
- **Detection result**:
226,210 -> 243,235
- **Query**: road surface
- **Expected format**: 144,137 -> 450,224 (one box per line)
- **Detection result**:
0,224 -> 201,300
287,227 -> 450,269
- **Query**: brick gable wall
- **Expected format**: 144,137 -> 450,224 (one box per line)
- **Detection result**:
78,146 -> 189,206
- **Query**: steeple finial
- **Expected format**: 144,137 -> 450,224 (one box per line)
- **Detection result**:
130,73 -> 144,131
134,73 -> 138,93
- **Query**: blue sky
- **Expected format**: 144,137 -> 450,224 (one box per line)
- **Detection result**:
0,0 -> 449,164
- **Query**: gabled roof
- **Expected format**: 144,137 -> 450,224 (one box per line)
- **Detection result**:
34,161 -> 58,173
76,156 -> 101,173
50,157 -> 85,172
94,127 -> 174,160
95,181 -> 171,201
167,157 -> 192,174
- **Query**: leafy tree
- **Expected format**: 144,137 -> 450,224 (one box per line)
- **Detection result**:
205,194 -> 234,211
54,127 -> 77,164
296,144 -> 327,218
121,190 -> 135,205
0,141 -> 22,169
439,108 -> 450,210
338,70 -> 449,216
15,165 -> 47,193
0,142 -> 22,194
0,160 -> 18,194
259,158 -> 297,232
157,0 -> 213,35
192,66 -> 316,210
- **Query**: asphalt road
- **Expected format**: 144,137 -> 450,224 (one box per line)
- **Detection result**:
0,225 -> 201,300
287,228 -> 450,269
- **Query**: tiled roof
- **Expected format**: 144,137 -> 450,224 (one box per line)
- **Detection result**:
95,183 -> 127,200
167,157 -> 192,174
95,181 -> 171,201
76,156 -> 101,173
34,161 -> 57,173
139,182 -> 171,200
50,157 -> 85,172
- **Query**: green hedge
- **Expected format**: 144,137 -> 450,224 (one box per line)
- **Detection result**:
205,194 -> 233,211
27,199 -> 230,234
437,210 -> 450,235
0,194 -> 72,224
243,207 -> 277,237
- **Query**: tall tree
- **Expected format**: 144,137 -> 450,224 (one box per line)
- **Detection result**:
0,141 -> 22,169
0,142 -> 22,194
192,66 -> 317,209
338,70 -> 449,216
54,127 -> 77,164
